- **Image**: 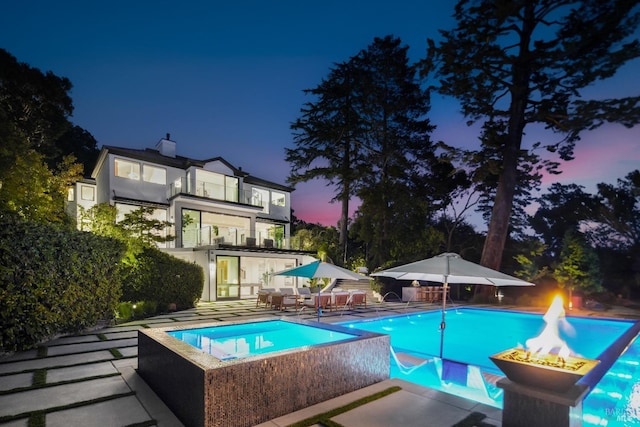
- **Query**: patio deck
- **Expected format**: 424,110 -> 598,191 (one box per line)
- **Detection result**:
1,299 -> 638,426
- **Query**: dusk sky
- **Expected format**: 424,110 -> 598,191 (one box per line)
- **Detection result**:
2,1 -> 639,229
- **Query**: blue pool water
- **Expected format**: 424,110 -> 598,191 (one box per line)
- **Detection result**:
342,308 -> 640,425
583,334 -> 640,426
168,320 -> 357,360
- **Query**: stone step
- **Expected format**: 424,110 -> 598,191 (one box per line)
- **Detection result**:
0,376 -> 132,418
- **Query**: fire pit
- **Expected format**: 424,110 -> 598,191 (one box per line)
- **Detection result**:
490,295 -> 599,392
490,348 -> 599,392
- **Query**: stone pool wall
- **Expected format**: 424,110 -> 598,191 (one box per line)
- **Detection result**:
138,318 -> 390,427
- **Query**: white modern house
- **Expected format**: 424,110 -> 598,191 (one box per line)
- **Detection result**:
66,135 -> 316,301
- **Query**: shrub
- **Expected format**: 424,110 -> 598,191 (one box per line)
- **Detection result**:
116,302 -> 133,321
116,300 -> 160,322
132,302 -> 146,318
121,247 -> 203,310
0,216 -> 125,353
142,300 -> 158,315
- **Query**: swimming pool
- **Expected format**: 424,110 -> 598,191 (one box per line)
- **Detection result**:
167,319 -> 357,360
582,333 -> 640,426
342,307 -> 640,425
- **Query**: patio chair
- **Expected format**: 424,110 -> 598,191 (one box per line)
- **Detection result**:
270,293 -> 300,311
416,287 -> 429,302
269,292 -> 282,310
429,286 -> 442,303
256,288 -> 274,307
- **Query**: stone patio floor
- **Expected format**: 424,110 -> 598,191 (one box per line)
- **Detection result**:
1,299 -> 638,427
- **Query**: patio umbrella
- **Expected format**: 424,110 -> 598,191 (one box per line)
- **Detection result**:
272,260 -> 368,321
371,252 -> 535,357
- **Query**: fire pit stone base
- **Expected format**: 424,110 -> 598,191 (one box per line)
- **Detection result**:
497,378 -> 589,427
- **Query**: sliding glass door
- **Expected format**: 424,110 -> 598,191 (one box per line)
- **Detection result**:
216,256 -> 240,299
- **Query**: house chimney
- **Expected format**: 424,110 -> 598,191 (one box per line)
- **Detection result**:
155,134 -> 176,158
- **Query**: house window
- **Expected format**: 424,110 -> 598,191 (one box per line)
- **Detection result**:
256,222 -> 285,248
271,192 -> 285,207
115,203 -> 139,223
114,159 -> 140,180
67,188 -> 75,202
201,211 -> 250,246
115,203 -> 169,242
195,170 -> 225,199
251,188 -> 270,213
80,185 -> 95,201
225,176 -> 239,202
142,165 -> 166,185
182,209 -> 201,248
195,170 -> 238,202
216,256 -> 240,299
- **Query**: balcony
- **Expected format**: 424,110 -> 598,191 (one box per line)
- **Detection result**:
168,178 -> 266,210
182,226 -> 286,249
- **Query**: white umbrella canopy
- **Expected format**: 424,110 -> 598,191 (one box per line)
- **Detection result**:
272,260 -> 368,321
371,252 -> 535,287
372,252 -> 535,357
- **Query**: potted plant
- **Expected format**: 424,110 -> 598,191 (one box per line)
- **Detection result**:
308,278 -> 321,293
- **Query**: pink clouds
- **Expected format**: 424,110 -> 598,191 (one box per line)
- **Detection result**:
290,180 -> 360,226
291,123 -> 640,228
540,124 -> 640,192
290,181 -> 338,226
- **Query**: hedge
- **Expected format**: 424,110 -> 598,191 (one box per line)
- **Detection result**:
0,217 -> 126,353
120,246 -> 204,311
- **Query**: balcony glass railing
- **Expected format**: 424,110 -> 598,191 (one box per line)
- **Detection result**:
168,178 -> 263,208
182,226 -> 287,249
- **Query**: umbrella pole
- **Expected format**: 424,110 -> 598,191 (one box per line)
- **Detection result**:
439,281 -> 448,358
317,287 -> 321,322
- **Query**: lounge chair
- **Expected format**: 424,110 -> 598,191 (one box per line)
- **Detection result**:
350,291 -> 367,308
333,292 -> 351,310
467,365 -> 504,400
304,293 -> 332,311
296,287 -> 312,299
390,347 -> 431,374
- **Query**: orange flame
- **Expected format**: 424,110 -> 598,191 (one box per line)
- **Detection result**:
525,295 -> 572,357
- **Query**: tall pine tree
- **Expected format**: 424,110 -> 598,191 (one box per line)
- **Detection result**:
287,36 -> 450,266
425,0 -> 640,270
287,59 -> 364,264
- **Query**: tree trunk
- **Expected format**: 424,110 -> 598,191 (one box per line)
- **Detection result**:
339,192 -> 349,265
480,152 -> 518,270
480,1 -> 534,273
478,126 -> 520,298
339,127 -> 352,266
